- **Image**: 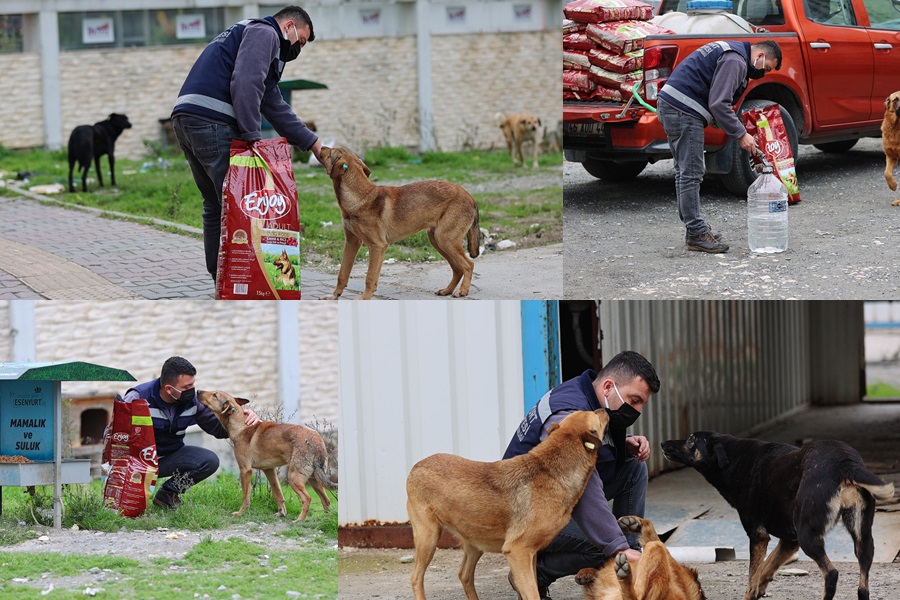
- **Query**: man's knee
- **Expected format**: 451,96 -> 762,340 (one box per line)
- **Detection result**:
195,447 -> 220,477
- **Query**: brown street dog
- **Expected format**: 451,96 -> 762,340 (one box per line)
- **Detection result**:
196,390 -> 337,522
575,516 -> 705,600
406,409 -> 609,600
662,432 -> 895,600
882,91 -> 900,206
496,112 -> 544,169
318,146 -> 481,300
272,249 -> 297,287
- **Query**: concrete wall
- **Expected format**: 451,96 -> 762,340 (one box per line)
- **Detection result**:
0,52 -> 44,149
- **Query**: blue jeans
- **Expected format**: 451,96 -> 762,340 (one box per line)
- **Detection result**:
657,98 -> 710,237
156,444 -> 220,497
535,457 -> 649,589
172,114 -> 240,279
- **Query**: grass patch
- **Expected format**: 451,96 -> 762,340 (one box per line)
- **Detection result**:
865,381 -> 900,398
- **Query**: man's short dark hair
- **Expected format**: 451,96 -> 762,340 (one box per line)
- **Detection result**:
160,356 -> 196,385
754,39 -> 782,71
274,5 -> 315,42
597,350 -> 661,394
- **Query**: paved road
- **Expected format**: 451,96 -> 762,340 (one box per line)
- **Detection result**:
0,184 -> 213,299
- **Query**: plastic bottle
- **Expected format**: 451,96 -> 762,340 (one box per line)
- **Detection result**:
747,163 -> 788,253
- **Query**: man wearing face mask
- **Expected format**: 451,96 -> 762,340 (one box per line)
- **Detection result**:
171,6 -> 322,281
657,39 -> 782,254
502,351 -> 661,600
122,356 -> 260,510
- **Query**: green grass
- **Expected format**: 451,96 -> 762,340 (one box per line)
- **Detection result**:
0,143 -> 563,268
865,381 -> 900,398
0,473 -> 337,597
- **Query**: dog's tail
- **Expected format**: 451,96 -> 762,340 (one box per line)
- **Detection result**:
858,481 -> 895,503
467,205 -> 482,258
315,461 -> 339,492
494,112 -> 507,127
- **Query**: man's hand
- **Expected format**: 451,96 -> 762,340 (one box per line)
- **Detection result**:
739,132 -> 758,153
621,548 -> 642,564
310,139 -> 323,162
626,435 -> 650,462
243,409 -> 261,427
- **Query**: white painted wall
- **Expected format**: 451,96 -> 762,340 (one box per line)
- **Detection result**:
338,300 -> 525,525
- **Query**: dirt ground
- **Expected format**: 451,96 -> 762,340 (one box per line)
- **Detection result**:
338,546 -> 900,600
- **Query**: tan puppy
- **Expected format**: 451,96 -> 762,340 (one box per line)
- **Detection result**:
575,516 -> 705,600
496,112 -> 544,168
882,92 -> 900,206
319,146 -> 481,299
196,391 -> 336,522
272,249 -> 297,287
406,409 -> 609,600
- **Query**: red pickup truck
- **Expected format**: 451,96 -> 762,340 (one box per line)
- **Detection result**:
563,0 -> 900,194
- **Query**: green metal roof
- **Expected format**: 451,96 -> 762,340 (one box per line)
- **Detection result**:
0,362 -> 136,382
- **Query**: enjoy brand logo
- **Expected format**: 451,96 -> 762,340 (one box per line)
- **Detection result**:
240,189 -> 289,219
765,140 -> 783,156
140,446 -> 158,467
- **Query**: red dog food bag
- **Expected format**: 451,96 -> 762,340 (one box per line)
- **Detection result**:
586,20 -> 674,54
563,69 -> 596,94
217,137 -> 301,300
102,398 -> 158,518
743,104 -> 801,204
564,0 -> 655,23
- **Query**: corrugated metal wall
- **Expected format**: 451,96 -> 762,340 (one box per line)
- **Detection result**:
599,300 -> 863,476
338,301 -> 525,526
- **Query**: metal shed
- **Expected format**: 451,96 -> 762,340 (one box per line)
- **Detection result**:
0,361 -> 136,528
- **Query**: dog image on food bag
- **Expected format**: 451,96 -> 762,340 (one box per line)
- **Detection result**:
881,91 -> 900,206
661,432 -> 895,600
318,146 -> 481,300
272,248 -> 298,287
406,409 -> 608,600
574,516 -> 705,600
196,391 -> 337,521
496,112 -> 545,169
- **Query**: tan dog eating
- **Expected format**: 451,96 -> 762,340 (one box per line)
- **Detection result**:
196,391 -> 336,522
496,112 -> 544,169
575,516 -> 705,600
882,91 -> 900,206
318,146 -> 481,300
406,409 -> 609,600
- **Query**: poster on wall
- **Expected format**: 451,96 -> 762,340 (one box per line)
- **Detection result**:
514,4 -> 534,20
83,17 -> 115,44
0,380 -> 55,462
446,6 -> 467,23
360,9 -> 381,26
176,14 -> 206,39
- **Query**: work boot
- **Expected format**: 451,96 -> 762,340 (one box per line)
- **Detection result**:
508,571 -> 552,600
686,231 -> 729,253
152,489 -> 182,510
685,229 -> 723,243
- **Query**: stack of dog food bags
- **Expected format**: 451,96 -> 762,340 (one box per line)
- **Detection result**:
563,0 -> 673,102
102,397 -> 158,518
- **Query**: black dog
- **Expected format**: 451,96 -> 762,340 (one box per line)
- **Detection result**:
67,113 -> 132,193
661,432 -> 894,600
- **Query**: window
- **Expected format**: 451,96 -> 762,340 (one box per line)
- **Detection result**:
862,0 -> 900,29
58,9 -> 225,50
0,14 -> 23,53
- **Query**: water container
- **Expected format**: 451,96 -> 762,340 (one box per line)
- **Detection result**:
747,164 -> 788,253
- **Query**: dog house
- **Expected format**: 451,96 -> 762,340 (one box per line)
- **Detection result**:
0,361 -> 135,528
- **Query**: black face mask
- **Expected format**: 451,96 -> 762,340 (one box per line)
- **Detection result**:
171,386 -> 195,403
280,25 -> 301,62
607,402 -> 641,430
747,55 -> 766,80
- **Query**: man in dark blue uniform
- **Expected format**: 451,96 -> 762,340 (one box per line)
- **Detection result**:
657,40 -> 782,254
123,356 -> 259,509
171,6 -> 322,280
503,351 -> 661,599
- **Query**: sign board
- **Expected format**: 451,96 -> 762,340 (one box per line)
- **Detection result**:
0,380 -> 55,461
176,14 -> 206,39
83,17 -> 115,44
446,6 -> 467,23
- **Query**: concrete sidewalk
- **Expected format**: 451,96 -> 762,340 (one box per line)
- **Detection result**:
0,186 -> 214,299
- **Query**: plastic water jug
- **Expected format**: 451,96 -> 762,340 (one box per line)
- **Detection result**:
747,163 -> 788,253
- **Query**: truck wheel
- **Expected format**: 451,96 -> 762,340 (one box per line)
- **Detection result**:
721,99 -> 799,197
813,139 -> 858,153
581,158 -> 648,181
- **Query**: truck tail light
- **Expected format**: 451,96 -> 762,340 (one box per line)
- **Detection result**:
642,45 -> 678,102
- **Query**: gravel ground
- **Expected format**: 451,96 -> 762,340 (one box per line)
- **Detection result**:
563,137 -> 900,299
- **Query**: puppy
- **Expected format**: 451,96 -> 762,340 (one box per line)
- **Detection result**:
272,249 -> 297,287
662,432 -> 895,600
575,516 -> 705,600
406,409 -> 609,600
67,113 -> 132,193
318,146 -> 480,300
882,92 -> 900,206
196,390 -> 337,522
496,112 -> 544,168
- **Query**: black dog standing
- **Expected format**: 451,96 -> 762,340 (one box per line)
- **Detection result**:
661,432 -> 895,600
67,113 -> 132,193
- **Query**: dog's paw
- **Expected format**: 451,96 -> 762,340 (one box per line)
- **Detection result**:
435,288 -> 453,296
614,553 -> 631,580
892,199 -> 900,206
574,568 -> 598,586
231,510 -> 243,516
273,509 -> 286,518
320,294 -> 339,300
617,515 -> 643,534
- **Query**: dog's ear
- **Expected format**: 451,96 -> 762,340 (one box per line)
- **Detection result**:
362,161 -> 371,178
893,95 -> 900,116
546,422 -> 560,436
714,442 -> 730,469
235,397 -> 250,406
